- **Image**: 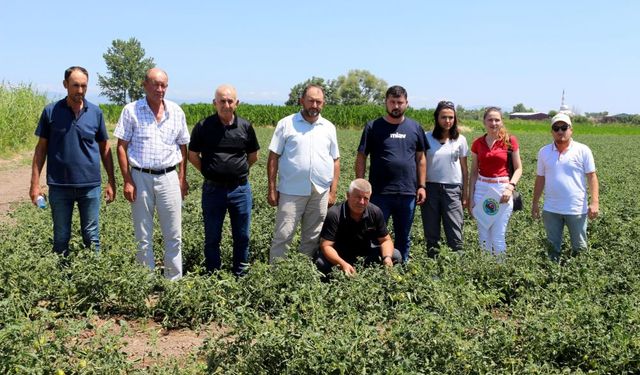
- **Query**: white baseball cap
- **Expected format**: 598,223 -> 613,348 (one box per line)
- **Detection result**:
551,113 -> 572,127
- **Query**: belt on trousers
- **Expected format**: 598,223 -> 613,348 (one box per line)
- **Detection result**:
205,176 -> 248,188
477,176 -> 509,184
131,165 -> 176,175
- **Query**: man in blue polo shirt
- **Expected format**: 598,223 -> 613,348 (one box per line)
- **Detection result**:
355,85 -> 428,263
29,66 -> 116,256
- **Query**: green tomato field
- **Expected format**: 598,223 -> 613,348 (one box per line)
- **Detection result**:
2,124 -> 640,373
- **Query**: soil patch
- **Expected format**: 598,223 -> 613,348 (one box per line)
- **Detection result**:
82,317 -> 224,368
0,153 -> 43,224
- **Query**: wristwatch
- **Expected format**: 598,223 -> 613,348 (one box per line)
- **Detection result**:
418,184 -> 426,190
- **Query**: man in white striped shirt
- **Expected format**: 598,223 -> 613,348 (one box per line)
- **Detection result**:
114,68 -> 190,280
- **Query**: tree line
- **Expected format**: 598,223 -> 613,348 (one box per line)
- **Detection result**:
98,38 -> 639,125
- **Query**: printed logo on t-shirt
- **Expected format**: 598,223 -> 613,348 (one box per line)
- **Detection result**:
389,132 -> 407,139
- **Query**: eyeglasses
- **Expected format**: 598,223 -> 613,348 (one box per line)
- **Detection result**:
438,100 -> 455,109
552,124 -> 570,132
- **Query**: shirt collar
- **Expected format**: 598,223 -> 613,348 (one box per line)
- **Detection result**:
340,201 -> 370,222
63,97 -> 89,113
294,111 -> 325,126
215,113 -> 237,127
551,139 -> 574,152
142,97 -> 169,120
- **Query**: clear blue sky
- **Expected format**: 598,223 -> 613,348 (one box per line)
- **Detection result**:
2,0 -> 638,114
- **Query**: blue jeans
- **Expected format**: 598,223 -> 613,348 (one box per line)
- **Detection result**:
48,185 -> 101,256
421,183 -> 464,255
370,193 -> 416,262
542,210 -> 588,262
202,182 -> 252,276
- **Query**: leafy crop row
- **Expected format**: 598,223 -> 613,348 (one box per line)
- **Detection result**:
100,103 -> 434,129
1,127 -> 639,373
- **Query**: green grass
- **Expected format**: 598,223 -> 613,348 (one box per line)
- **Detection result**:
0,83 -> 47,156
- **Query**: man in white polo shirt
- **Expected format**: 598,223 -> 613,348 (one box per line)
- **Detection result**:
267,84 -> 340,263
531,113 -> 599,262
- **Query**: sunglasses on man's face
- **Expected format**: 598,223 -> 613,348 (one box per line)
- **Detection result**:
552,124 -> 570,132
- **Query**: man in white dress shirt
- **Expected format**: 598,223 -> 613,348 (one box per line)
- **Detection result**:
267,84 -> 340,263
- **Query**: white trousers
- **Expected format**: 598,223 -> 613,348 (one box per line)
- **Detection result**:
473,179 -> 513,256
270,187 -> 328,263
131,169 -> 183,280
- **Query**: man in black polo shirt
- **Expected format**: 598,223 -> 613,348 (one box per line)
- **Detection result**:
316,178 -> 402,276
188,84 -> 260,276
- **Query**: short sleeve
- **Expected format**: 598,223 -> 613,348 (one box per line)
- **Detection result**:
175,109 -> 190,145
357,122 -> 371,154
246,122 -> 260,154
188,122 -> 203,153
34,109 -> 50,139
95,111 -> 109,142
319,206 -> 340,241
371,205 -> 389,238
510,135 -> 520,152
470,137 -> 480,154
459,135 -> 469,156
583,146 -> 596,174
268,120 -> 286,155
417,123 -> 428,152
113,106 -> 133,141
329,126 -> 340,159
536,147 -> 545,176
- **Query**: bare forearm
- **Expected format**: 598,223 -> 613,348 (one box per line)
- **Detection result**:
188,151 -> 202,172
379,236 -> 394,258
587,173 -> 599,204
416,152 -> 426,185
461,157 -> 469,200
355,152 -> 367,179
468,154 -> 478,199
116,141 -> 132,183
267,152 -> 279,191
509,151 -> 523,185
100,142 -> 116,184
178,145 -> 188,181
248,151 -> 258,168
31,145 -> 46,187
532,176 -> 545,204
321,242 -> 348,268
331,158 -> 340,193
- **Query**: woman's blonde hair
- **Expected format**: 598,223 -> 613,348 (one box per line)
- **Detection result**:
483,107 -> 510,147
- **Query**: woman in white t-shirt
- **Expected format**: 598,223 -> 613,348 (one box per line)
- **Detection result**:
421,100 -> 469,256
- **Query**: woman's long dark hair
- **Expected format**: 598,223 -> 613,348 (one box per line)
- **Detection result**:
432,100 -> 459,140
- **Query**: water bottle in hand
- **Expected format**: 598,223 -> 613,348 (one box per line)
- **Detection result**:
36,195 -> 47,209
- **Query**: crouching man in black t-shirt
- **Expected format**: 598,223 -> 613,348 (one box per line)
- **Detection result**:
315,178 -> 402,276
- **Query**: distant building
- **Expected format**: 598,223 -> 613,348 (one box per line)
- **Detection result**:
603,113 -> 634,123
558,89 -> 574,116
509,112 -> 549,120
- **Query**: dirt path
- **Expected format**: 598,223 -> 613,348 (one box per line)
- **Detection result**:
0,153 -> 41,222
